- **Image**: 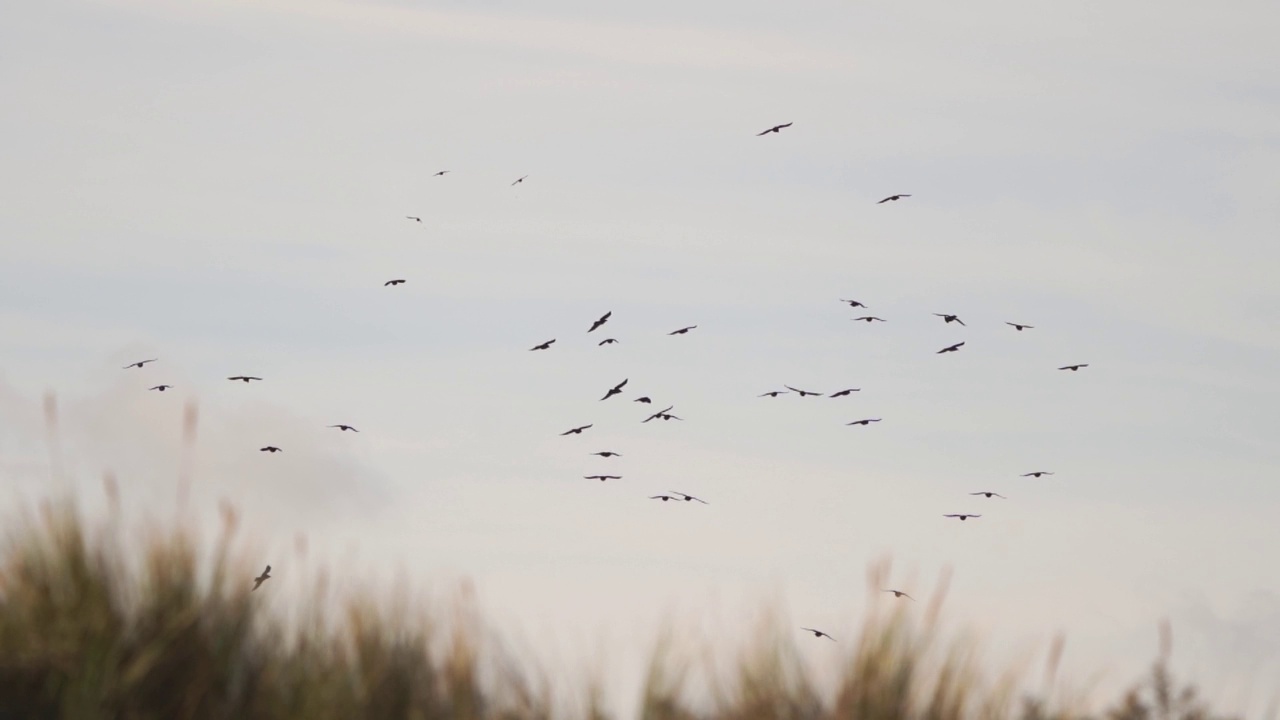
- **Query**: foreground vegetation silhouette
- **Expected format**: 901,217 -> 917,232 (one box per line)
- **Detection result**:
0,491 -> 1257,719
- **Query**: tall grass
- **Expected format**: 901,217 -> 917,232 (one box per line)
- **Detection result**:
0,489 -> 1258,719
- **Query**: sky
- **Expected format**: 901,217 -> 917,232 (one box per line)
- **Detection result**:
2,0 -> 1279,715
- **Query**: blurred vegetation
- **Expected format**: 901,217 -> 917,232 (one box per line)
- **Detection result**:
0,491 -> 1261,720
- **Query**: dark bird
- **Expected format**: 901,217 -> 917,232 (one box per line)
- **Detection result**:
671,491 -> 707,504
530,339 -> 556,351
840,299 -> 867,308
598,338 -> 619,346
588,311 -> 612,333
846,418 -> 881,426
829,388 -> 860,397
329,424 -> 359,432
384,279 -> 407,286
560,424 -> 593,436
1006,322 -> 1034,331
406,216 -> 422,223
643,406 -> 675,423
785,385 -> 822,397
800,627 -> 835,641
650,494 -> 677,502
1021,471 -> 1054,478
759,390 -> 789,398
228,376 -> 262,383
252,565 -> 271,591
1058,364 -> 1089,371
757,122 -> 793,136
934,313 -> 966,326
634,397 -> 652,404
433,170 -> 450,176
970,491 -> 1006,499
944,514 -> 981,521
668,325 -> 697,335
658,412 -> 683,421
585,475 -> 622,482
149,385 -> 172,392
600,378 -> 629,401
260,446 -> 282,453
511,175 -> 528,186
877,194 -> 911,203
937,341 -> 965,354
124,358 -> 157,369
883,590 -> 915,600
591,451 -> 622,458
852,316 -> 886,323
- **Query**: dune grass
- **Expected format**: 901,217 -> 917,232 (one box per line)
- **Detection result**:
0,488 -> 1257,720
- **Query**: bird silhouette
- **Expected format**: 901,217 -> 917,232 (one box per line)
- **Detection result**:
1058,364 -> 1089,371
591,451 -> 622,458
588,311 -> 612,333
433,170 -> 450,176
800,627 -> 835,641
668,325 -> 697,335
1021,471 -> 1054,478
937,342 -> 965,354
406,216 -> 422,223
840,299 -> 867,308
658,412 -> 683,421
671,491 -> 707,504
600,378 -> 629,401
944,514 -> 981,521
785,385 -> 822,397
643,406 -> 675,423
259,446 -> 282,453
650,495 -> 677,502
511,175 -> 528,186
852,316 -> 886,323
384,279 -> 406,286
829,388 -> 860,397
329,425 -> 359,432
847,418 -> 881,426
530,339 -> 556,351
1006,322 -> 1034,331
877,194 -> 911,203
124,358 -> 157,369
560,424 -> 593,436
883,590 -> 915,600
149,385 -> 172,392
757,122 -> 793,136
634,397 -> 653,404
759,390 -> 789,398
228,376 -> 262,383
598,338 -> 619,346
252,565 -> 271,591
585,475 -> 622,482
970,491 -> 1006,499
934,313 -> 966,326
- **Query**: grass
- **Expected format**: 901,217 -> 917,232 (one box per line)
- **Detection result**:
0,428 -> 1265,720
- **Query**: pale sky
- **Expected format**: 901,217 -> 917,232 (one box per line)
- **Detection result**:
2,0 -> 1279,715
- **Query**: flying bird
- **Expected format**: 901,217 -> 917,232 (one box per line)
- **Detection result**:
591,451 -> 622,458
759,390 -> 789,398
252,565 -> 271,591
658,412 -> 683,421
829,388 -> 860,397
124,358 -> 157,369
668,325 -> 697,335
588,311 -> 612,333
1021,471 -> 1054,478
259,446 -> 282,453
432,170 -> 450,176
406,216 -> 422,223
934,313 -> 966,326
970,492 -> 1006,499
800,627 -> 835,642
600,378 -> 629,401
937,342 -> 965,354
384,279 -> 406,286
228,376 -> 262,383
877,194 -> 911,203
757,122 -> 793,136
883,590 -> 915,600
511,175 -> 528,186
560,424 -> 593,436
585,475 -> 622,482
944,514 -> 981,521
598,338 -> 619,346
785,385 -> 822,397
840,299 -> 867,308
671,491 -> 707,504
1058,364 -> 1089,371
847,418 -> 881,426
1006,322 -> 1034,331
149,385 -> 172,392
530,339 -> 556,351
329,425 -> 359,432
852,316 -> 886,323
634,397 -> 653,404
643,406 -> 675,423
650,495 -> 677,502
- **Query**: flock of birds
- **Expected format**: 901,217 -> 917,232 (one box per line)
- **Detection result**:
116,120 -> 1091,634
